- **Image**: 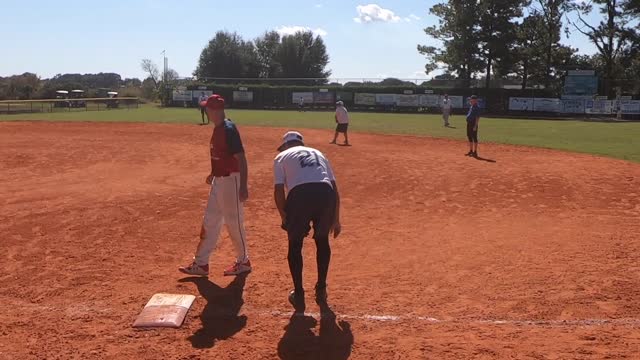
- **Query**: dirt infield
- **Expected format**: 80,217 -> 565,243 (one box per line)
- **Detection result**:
1,121 -> 640,359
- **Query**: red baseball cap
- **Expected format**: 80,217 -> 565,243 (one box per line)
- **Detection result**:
200,94 -> 225,110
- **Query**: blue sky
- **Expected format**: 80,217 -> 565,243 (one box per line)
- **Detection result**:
0,0 -> 601,81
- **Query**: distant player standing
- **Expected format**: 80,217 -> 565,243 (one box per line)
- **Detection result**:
198,92 -> 209,125
330,101 -> 350,146
179,94 -> 251,276
298,97 -> 305,112
273,131 -> 342,312
466,95 -> 481,157
441,94 -> 452,127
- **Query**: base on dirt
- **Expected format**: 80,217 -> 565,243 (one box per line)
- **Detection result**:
132,293 -> 196,328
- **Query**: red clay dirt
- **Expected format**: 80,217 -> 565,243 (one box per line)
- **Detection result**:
1,121 -> 640,360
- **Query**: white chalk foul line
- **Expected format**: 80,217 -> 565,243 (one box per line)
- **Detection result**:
265,310 -> 640,327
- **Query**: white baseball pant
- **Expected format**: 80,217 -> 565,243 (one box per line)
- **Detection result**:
194,173 -> 249,265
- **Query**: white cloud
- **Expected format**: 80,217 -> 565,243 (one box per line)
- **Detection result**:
409,14 -> 421,21
315,4 -> 323,8
353,4 -> 401,23
404,17 -> 411,22
410,71 -> 429,79
276,26 -> 328,37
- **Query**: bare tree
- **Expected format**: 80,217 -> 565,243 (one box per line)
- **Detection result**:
140,59 -> 160,88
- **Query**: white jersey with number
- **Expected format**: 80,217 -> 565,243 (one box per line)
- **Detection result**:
274,146 -> 335,191
335,106 -> 349,124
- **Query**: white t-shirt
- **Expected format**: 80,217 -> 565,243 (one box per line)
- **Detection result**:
199,95 -> 208,105
335,106 -> 349,124
441,99 -> 452,111
299,98 -> 304,105
274,146 -> 335,191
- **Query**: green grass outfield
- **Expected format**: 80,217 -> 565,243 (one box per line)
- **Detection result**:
1,104 -> 638,162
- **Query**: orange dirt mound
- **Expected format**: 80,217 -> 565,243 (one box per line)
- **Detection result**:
1,121 -> 640,359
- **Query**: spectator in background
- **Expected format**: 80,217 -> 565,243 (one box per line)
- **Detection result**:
199,92 -> 209,125
331,101 -> 350,146
441,94 -> 452,127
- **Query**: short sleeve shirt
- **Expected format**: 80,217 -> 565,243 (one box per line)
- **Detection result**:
466,104 -> 480,123
335,107 -> 349,124
273,146 -> 335,191
211,119 -> 244,176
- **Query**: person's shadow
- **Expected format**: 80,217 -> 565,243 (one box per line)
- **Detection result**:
473,155 -> 497,163
277,301 -> 354,360
179,274 -> 248,349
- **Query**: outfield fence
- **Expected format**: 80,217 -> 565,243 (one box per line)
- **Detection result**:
0,97 -> 140,115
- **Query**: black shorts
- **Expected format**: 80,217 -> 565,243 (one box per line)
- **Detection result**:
336,123 -> 349,133
285,182 -> 336,240
466,122 -> 478,143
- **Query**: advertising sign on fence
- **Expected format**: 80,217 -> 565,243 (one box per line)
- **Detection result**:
619,100 -> 640,114
585,100 -> 612,114
397,95 -> 420,107
533,98 -> 561,112
449,96 -> 465,108
561,99 -> 585,113
354,93 -> 376,105
419,94 -> 440,107
314,92 -> 335,104
375,94 -> 397,105
172,90 -> 193,102
509,97 -> 534,111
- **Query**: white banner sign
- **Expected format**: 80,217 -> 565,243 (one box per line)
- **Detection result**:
449,96 -> 464,108
561,99 -> 585,113
354,93 -> 376,105
619,100 -> 640,114
509,97 -> 534,111
233,91 -> 254,102
533,98 -> 561,112
585,100 -> 613,114
172,90 -> 192,101
419,94 -> 440,107
397,95 -> 420,107
375,94 -> 397,105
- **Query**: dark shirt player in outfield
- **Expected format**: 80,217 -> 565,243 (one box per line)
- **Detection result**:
273,131 -> 342,312
466,95 -> 481,157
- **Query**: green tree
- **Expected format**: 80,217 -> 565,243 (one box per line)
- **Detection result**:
571,0 -> 639,95
255,31 -> 282,78
530,0 -> 577,87
194,31 -> 259,79
275,31 -> 331,83
418,0 -> 483,87
507,14 -> 546,89
477,0 -> 529,88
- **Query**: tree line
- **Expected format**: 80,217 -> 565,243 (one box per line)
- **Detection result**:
0,72 -> 143,100
193,30 -> 331,84
418,0 -> 640,95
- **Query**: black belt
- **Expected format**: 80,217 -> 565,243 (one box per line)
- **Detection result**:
214,173 -> 231,178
